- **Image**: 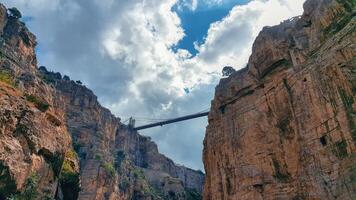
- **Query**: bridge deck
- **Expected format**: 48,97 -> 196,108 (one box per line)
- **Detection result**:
133,111 -> 209,131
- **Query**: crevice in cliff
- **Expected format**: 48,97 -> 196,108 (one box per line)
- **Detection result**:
218,86 -> 255,114
282,79 -> 293,102
271,158 -> 291,183
260,59 -> 290,79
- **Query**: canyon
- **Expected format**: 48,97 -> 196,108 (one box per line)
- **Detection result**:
0,0 -> 355,199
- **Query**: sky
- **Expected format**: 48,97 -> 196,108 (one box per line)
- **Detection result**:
2,0 -> 305,171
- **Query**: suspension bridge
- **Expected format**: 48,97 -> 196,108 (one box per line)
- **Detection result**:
123,109 -> 210,131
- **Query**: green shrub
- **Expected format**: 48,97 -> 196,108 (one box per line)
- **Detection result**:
147,185 -> 163,199
0,70 -> 15,86
59,159 -> 80,200
133,168 -> 145,179
142,184 -> 162,197
9,173 -> 39,200
103,162 -> 115,176
94,154 -> 102,161
61,159 -> 75,174
22,173 -> 39,199
66,150 -> 77,160
25,95 -> 49,112
186,188 -> 202,200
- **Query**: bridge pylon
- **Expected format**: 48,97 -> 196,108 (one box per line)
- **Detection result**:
128,117 -> 136,129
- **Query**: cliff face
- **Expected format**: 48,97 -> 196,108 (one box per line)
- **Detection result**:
53,78 -> 204,200
0,4 -> 204,200
0,5 -> 74,199
204,0 -> 355,199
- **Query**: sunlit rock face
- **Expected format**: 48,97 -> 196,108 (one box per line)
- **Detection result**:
204,0 -> 355,199
0,4 -> 204,200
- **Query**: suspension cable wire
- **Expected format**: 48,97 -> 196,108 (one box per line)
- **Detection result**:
121,118 -> 130,124
137,108 -> 210,122
121,116 -> 175,121
196,108 -> 210,113
121,107 -> 210,124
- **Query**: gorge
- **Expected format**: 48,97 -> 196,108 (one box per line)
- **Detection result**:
0,0 -> 355,199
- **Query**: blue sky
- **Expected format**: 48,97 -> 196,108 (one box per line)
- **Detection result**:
2,0 -> 305,170
175,0 -> 250,56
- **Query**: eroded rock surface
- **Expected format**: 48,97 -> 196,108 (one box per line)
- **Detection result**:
204,0 -> 355,199
0,4 -> 204,200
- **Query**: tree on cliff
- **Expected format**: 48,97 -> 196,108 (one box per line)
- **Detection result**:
222,66 -> 236,77
8,7 -> 22,19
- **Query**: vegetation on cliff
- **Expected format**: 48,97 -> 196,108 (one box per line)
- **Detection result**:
25,94 -> 49,112
59,151 -> 80,200
8,173 -> 39,200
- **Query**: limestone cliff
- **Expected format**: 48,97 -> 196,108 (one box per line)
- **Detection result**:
204,0 -> 355,199
0,4 -> 204,200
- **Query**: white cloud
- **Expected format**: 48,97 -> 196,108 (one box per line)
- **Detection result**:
204,0 -> 223,5
176,0 -> 198,11
192,0 -> 304,74
1,0 -> 305,170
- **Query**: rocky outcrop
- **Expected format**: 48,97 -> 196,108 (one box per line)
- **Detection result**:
0,4 -> 204,200
204,0 -> 355,199
0,5 -> 74,199
52,77 -> 204,200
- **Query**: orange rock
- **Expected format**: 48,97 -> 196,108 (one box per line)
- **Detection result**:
204,0 -> 356,199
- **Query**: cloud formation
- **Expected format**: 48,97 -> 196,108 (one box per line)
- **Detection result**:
2,0 -> 304,170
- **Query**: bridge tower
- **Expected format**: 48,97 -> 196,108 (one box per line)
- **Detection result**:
128,117 -> 135,129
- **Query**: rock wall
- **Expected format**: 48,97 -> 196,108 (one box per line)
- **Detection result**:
204,0 -> 355,199
0,5 -> 74,199
53,78 -> 204,200
0,4 -> 204,200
